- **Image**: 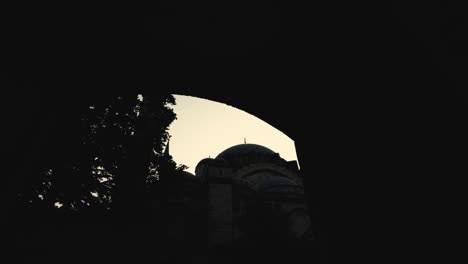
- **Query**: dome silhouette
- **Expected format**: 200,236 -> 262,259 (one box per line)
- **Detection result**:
216,144 -> 276,160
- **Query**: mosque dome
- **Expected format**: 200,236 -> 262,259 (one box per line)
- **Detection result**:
196,158 -> 229,170
216,144 -> 277,160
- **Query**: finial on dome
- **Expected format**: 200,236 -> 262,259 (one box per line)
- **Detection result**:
244,138 -> 246,144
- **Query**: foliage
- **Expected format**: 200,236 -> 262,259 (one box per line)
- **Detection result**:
18,93 -> 185,218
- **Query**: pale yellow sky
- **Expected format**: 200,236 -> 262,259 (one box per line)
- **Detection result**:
168,95 -> 299,174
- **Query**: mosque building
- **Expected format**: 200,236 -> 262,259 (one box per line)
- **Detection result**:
163,142 -> 315,250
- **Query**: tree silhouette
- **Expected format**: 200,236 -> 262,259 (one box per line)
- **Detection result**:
16,92 -> 186,223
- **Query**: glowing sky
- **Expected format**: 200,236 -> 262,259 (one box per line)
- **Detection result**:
167,95 -> 299,174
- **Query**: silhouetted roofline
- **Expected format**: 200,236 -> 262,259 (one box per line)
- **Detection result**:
215,144 -> 277,160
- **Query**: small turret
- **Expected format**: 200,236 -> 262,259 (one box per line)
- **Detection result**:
164,139 -> 170,157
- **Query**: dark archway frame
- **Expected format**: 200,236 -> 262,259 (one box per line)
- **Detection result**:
3,9 -> 465,263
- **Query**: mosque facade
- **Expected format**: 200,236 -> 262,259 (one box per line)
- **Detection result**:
165,143 -> 315,250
